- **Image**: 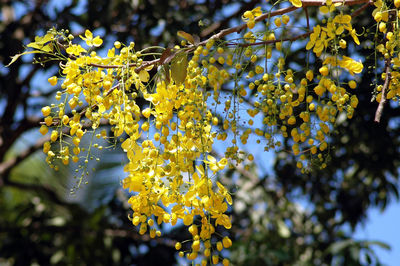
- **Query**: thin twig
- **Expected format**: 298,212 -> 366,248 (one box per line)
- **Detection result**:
351,0 -> 373,17
226,32 -> 311,47
305,7 -> 310,30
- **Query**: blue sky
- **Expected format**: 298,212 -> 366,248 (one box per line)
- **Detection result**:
355,204 -> 400,266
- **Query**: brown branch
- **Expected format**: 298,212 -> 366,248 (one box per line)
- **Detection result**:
41,0 -> 371,128
302,0 -> 369,6
67,0 -> 371,74
2,178 -> 69,206
200,0 -> 369,45
305,7 -> 310,30
351,0 -> 373,18
0,134 -> 51,179
374,60 -> 391,123
200,0 -> 261,38
374,10 -> 396,123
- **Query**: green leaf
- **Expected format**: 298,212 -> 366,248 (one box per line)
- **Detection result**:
363,240 -> 391,250
171,52 -> 188,85
327,239 -> 353,254
6,50 -> 43,67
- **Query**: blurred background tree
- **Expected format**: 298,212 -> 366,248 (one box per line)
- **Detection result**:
0,0 -> 397,265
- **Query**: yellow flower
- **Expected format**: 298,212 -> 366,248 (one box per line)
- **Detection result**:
123,174 -> 143,192
333,14 -> 351,24
80,29 -> 103,47
206,155 -> 228,172
214,213 -> 232,229
319,66 -> 329,76
339,56 -> 363,75
306,25 -> 321,50
349,29 -> 360,45
66,44 -> 87,56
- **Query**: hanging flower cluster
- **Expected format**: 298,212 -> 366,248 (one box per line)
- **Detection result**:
372,0 -> 400,120
10,0 -> 394,264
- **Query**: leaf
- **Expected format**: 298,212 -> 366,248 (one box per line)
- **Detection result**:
327,239 -> 353,254
177,31 -> 195,45
159,48 -> 172,65
363,240 -> 391,250
27,42 -> 43,49
171,52 -> 188,85
41,44 -> 53,52
163,64 -> 170,84
6,50 -> 42,67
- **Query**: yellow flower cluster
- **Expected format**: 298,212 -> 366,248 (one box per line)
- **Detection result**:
372,0 -> 400,103
15,1 -> 386,263
306,14 -> 360,56
34,29 -> 236,264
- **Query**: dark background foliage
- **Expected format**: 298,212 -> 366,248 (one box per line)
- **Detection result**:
0,0 -> 397,265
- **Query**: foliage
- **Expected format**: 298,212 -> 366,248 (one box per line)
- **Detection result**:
1,0 -> 399,265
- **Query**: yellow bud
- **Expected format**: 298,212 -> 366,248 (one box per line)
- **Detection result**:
379,22 -> 386,33
50,130 -> 58,142
247,20 -> 255,29
43,141 -> 51,153
339,39 -> 346,49
114,41 -> 121,48
306,70 -> 314,81
44,116 -> 53,126
222,259 -> 230,266
274,18 -> 281,27
374,12 -> 382,22
319,66 -> 329,76
41,106 -> 51,117
287,116 -> 296,125
39,125 -> 48,135
76,129 -> 84,138
212,255 -> 219,264
348,80 -> 357,89
282,15 -> 290,24
222,236 -> 232,248
217,241 -> 223,251
142,108 -> 151,118
48,76 -> 57,86
73,137 -> 80,146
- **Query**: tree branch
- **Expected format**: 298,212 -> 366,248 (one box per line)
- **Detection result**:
64,0 -> 371,74
200,0 -> 261,38
374,10 -> 396,123
374,59 -> 391,123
